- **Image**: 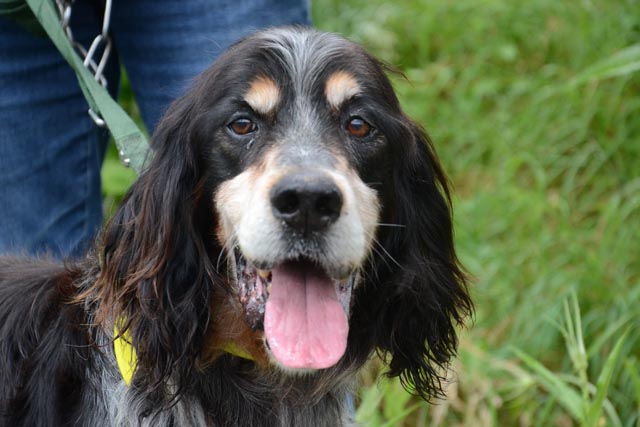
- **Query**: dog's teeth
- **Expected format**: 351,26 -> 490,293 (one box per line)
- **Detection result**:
266,283 -> 272,295
258,269 -> 271,280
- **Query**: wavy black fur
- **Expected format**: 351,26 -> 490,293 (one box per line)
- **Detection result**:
0,27 -> 471,427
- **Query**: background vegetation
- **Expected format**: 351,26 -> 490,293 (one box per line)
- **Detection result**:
103,0 -> 640,425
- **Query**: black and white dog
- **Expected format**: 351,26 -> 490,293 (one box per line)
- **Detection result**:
0,27 -> 471,427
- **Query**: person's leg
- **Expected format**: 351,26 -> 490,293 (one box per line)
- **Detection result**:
111,0 -> 311,131
0,0 -> 119,258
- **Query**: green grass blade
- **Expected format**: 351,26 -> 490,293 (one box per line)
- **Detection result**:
356,383 -> 384,425
102,152 -> 137,197
512,347 -> 584,420
585,328 -> 631,426
379,404 -> 421,427
381,378 -> 413,421
586,315 -> 633,359
570,44 -> 640,85
602,399 -> 623,427
624,358 -> 640,408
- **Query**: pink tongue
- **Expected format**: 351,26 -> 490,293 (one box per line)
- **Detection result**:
264,261 -> 348,369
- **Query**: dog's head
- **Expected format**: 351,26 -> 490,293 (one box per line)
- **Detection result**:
97,27 -> 471,399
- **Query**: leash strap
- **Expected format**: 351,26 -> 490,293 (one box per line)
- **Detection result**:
23,0 -> 150,174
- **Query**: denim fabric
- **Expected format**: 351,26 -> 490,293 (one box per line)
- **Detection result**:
0,0 -> 310,258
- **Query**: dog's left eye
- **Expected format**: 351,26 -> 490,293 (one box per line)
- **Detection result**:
228,118 -> 257,136
346,116 -> 372,138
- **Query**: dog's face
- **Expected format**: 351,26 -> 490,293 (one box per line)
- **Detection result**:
99,27 -> 471,399
208,29 -> 403,370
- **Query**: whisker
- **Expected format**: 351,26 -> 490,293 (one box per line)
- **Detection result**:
216,236 -> 238,273
366,239 -> 391,271
376,223 -> 406,228
215,247 -> 226,273
359,261 -> 378,284
376,243 -> 402,270
365,230 -> 403,270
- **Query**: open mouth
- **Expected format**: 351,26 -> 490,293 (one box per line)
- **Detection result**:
234,248 -> 354,370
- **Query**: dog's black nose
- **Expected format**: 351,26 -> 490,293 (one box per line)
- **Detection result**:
270,172 -> 343,233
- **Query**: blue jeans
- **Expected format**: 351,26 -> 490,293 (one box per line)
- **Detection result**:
0,0 -> 310,258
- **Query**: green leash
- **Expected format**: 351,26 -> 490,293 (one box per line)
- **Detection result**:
5,0 -> 257,386
2,0 -> 150,175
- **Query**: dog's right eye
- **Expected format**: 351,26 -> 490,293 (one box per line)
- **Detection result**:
228,118 -> 257,136
346,116 -> 372,138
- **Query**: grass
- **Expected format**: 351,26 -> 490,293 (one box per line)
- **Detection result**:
103,0 -> 640,425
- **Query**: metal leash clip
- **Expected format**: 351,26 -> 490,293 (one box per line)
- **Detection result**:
55,0 -> 116,133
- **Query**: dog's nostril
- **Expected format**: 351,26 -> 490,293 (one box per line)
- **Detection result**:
315,191 -> 342,218
270,173 -> 343,233
274,190 -> 300,215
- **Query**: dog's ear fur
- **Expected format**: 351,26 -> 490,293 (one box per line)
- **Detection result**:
95,95 -> 215,394
353,118 -> 472,400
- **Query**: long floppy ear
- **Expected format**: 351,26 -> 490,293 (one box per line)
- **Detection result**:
95,95 -> 217,394
353,118 -> 472,400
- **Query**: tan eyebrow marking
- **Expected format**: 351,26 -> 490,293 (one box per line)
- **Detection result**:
325,71 -> 360,109
244,76 -> 281,115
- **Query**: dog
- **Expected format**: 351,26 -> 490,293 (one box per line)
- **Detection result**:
0,26 -> 471,427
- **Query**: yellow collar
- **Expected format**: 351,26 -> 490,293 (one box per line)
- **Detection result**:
113,325 -> 137,385
114,323 -> 255,385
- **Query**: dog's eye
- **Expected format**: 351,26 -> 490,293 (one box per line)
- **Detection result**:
346,117 -> 372,138
228,118 -> 257,136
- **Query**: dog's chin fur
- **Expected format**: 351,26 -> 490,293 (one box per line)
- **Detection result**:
0,27 -> 472,426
